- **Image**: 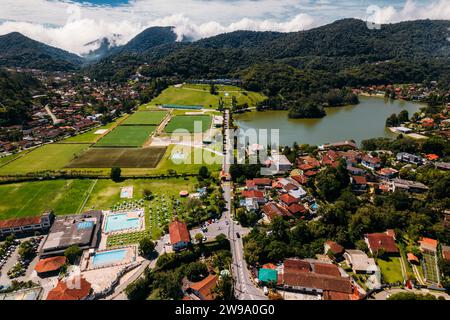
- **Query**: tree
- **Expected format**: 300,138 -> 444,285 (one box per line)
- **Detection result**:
213,274 -> 234,300
385,113 -> 399,127
194,233 -> 204,244
198,166 -> 210,180
64,245 -> 81,264
387,292 -> 437,300
398,110 -> 409,123
139,236 -> 156,257
185,262 -> 208,282
142,189 -> 154,201
18,241 -> 35,260
110,167 -> 122,182
125,277 -> 151,300
210,83 -> 218,95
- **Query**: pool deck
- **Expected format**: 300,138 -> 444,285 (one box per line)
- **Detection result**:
102,209 -> 145,235
80,245 -> 138,272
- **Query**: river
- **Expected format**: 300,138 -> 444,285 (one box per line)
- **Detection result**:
234,96 -> 425,147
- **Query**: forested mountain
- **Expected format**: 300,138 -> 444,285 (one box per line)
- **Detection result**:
0,69 -> 42,126
115,26 -> 178,54
0,32 -> 83,71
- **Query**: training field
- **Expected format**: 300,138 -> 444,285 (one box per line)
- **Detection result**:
94,125 -> 155,147
0,180 -> 94,219
66,147 -> 167,168
147,84 -> 266,109
164,115 -> 212,133
121,111 -> 168,125
0,144 -> 88,175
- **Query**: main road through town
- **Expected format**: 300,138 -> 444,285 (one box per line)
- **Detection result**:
222,109 -> 267,300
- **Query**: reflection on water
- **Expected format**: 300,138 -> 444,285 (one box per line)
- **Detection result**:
234,96 -> 425,147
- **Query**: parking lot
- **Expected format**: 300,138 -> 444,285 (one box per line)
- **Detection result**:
0,236 -> 43,290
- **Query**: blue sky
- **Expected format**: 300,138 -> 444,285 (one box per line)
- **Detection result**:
0,0 -> 448,54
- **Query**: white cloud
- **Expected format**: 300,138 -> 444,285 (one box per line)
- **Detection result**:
367,0 -> 450,25
0,0 -> 448,55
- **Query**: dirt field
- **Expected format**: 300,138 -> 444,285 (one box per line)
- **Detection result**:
65,147 -> 167,168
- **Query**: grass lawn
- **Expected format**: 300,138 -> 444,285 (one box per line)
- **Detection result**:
0,144 -> 89,175
84,177 -> 196,211
94,125 -> 156,147
147,84 -> 266,109
0,179 -> 94,219
377,256 -> 404,284
164,115 -> 212,133
121,111 -> 168,125
0,153 -> 21,167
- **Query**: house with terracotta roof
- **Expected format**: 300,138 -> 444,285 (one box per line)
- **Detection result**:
169,218 -> 191,252
377,167 -> 399,180
183,274 -> 218,300
241,190 -> 266,205
291,174 -> 308,185
246,178 -> 272,190
46,276 -> 92,300
361,155 -> 381,170
35,256 -> 67,277
261,202 -> 292,222
0,211 -> 54,238
418,237 -> 438,254
364,230 -> 398,255
350,175 -> 368,192
279,193 -> 300,206
277,258 -> 358,300
287,203 -> 307,216
324,241 -> 345,260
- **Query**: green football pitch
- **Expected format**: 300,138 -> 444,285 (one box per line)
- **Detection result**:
164,115 -> 212,133
121,111 -> 168,125
94,125 -> 156,147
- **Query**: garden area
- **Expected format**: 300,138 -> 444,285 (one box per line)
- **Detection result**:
422,251 -> 440,284
376,256 -> 404,284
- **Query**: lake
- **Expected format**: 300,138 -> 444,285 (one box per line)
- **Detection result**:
234,96 -> 425,147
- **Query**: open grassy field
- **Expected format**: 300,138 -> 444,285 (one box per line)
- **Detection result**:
66,147 -> 167,168
94,125 -> 156,147
0,144 -> 88,175
377,256 -> 404,284
0,179 -> 95,219
121,111 -> 168,125
164,115 -> 212,133
145,84 -> 266,109
83,177 -> 196,212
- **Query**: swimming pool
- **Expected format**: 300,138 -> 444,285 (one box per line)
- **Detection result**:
92,249 -> 127,267
104,213 -> 140,233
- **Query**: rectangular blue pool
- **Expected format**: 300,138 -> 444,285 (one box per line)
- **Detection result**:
105,213 -> 140,232
92,249 -> 127,267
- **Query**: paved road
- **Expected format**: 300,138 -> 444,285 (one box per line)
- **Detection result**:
222,109 -> 267,301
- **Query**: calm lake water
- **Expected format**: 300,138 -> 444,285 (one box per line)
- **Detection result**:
234,96 -> 425,147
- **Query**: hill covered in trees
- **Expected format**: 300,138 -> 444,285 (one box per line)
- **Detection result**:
0,69 -> 42,126
0,32 -> 84,71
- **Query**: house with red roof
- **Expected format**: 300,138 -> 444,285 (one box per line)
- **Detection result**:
35,256 -> 67,277
287,203 -> 307,216
418,237 -> 438,254
46,276 -> 92,300
361,155 -> 381,170
324,241 -> 345,259
246,178 -> 272,190
291,174 -> 308,185
183,274 -> 218,300
350,175 -> 367,192
262,202 -> 292,222
278,258 -> 359,300
0,211 -> 54,238
241,190 -> 266,204
279,193 -> 299,206
169,218 -> 191,252
364,230 -> 398,255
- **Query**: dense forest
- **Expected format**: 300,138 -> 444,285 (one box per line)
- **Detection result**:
0,69 -> 41,126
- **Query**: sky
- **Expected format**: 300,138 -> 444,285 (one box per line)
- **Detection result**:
0,0 -> 449,55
